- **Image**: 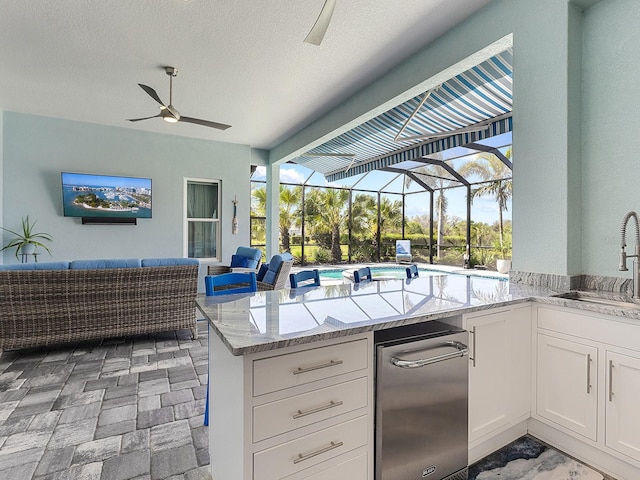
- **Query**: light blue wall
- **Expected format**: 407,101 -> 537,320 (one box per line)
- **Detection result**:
4,0 -> 631,282
1,112 -> 254,283
581,0 -> 640,277
269,0 -> 605,278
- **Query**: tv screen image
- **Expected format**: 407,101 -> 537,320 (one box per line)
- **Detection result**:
61,172 -> 152,219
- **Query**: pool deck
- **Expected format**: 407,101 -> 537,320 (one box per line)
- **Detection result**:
291,262 -> 509,285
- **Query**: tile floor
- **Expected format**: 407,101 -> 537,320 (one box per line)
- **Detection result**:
0,321 -> 211,480
0,320 -> 618,480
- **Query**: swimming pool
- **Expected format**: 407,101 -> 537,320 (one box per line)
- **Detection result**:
317,265 -> 506,281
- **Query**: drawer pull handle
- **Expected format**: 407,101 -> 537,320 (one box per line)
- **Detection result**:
293,441 -> 344,464
586,354 -> 592,394
293,359 -> 343,375
469,327 -> 477,367
609,360 -> 614,402
293,400 -> 344,419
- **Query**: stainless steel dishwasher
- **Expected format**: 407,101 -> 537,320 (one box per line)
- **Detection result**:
375,321 -> 469,480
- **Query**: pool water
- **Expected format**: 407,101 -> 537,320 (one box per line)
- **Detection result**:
319,266 -> 445,280
317,265 -> 507,281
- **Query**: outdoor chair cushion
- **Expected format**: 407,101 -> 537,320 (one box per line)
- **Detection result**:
0,262 -> 70,271
141,258 -> 199,267
70,258 -> 141,269
234,246 -> 262,269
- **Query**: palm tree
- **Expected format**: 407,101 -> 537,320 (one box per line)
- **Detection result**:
460,148 -> 512,258
251,185 -> 302,252
404,166 -> 454,258
304,188 -> 349,263
278,186 -> 302,252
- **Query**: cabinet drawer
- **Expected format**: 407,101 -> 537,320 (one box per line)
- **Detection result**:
253,339 -> 368,396
253,415 -> 368,480
288,452 -> 368,480
253,377 -> 368,442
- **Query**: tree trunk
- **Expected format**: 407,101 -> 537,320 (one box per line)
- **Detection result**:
498,200 -> 504,257
437,191 -> 445,259
281,226 -> 290,252
331,224 -> 342,263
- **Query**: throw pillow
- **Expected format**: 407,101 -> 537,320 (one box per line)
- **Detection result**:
230,255 -> 250,268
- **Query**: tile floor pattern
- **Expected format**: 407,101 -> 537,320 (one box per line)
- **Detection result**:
0,321 -> 212,480
469,435 -> 616,480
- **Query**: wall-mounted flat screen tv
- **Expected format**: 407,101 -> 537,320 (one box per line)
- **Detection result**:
61,172 -> 152,219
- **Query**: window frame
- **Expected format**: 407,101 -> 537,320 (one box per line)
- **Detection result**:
183,177 -> 221,261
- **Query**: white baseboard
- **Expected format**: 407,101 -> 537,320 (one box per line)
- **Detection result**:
469,420 -> 529,464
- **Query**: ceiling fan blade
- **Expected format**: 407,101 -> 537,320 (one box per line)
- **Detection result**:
127,113 -> 162,122
304,0 -> 336,45
138,84 -> 165,106
179,116 -> 232,131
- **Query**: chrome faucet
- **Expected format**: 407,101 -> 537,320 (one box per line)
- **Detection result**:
619,211 -> 640,298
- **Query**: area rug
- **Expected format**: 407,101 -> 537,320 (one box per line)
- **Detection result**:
469,436 -> 604,480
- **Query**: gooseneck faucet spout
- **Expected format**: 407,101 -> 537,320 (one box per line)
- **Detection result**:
619,211 -> 640,298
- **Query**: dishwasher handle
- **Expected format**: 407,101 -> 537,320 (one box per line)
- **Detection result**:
390,341 -> 469,368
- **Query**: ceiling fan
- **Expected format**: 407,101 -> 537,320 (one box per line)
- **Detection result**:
128,66 -> 231,131
304,0 -> 336,45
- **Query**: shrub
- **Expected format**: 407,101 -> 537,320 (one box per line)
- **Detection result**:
312,248 -> 332,263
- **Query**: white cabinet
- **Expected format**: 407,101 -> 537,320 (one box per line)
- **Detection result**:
466,310 -> 509,439
533,304 -> 640,473
536,334 -> 597,441
605,350 -> 640,460
463,305 -> 531,444
208,332 -> 373,480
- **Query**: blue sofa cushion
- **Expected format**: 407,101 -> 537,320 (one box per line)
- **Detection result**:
141,258 -> 199,267
0,262 -> 70,271
262,253 -> 293,285
70,259 -> 141,269
230,255 -> 251,268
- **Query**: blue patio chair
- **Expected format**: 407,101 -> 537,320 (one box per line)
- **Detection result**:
406,264 -> 419,279
204,271 -> 257,296
207,246 -> 263,276
290,269 -> 321,288
203,271 -> 257,426
353,267 -> 372,283
256,252 -> 294,290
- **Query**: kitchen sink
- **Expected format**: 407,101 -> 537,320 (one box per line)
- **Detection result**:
552,291 -> 640,310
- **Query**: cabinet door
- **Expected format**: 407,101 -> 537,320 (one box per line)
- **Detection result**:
536,334 -> 597,441
606,351 -> 640,461
466,310 -> 510,441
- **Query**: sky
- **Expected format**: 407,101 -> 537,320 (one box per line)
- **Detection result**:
61,172 -> 152,190
252,163 -> 511,225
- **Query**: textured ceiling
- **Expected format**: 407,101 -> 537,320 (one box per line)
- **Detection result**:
0,0 -> 490,149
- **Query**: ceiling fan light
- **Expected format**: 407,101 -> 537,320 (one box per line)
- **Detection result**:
161,108 -> 178,123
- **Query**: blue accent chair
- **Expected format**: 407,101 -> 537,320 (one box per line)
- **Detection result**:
204,272 -> 257,296
290,269 -> 321,288
353,267 -> 372,283
204,271 -> 258,426
406,264 -> 419,279
256,252 -> 294,290
207,246 -> 263,276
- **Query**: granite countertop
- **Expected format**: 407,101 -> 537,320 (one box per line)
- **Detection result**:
196,274 -> 555,355
196,273 -> 640,356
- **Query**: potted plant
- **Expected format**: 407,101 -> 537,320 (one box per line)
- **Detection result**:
1,215 -> 53,259
495,239 -> 512,274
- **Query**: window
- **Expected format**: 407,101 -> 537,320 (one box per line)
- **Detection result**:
185,178 -> 220,260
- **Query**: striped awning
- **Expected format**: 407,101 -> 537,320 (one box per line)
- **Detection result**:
291,48 -> 513,182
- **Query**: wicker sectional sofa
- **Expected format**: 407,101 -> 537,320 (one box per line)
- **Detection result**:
0,258 -> 200,350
